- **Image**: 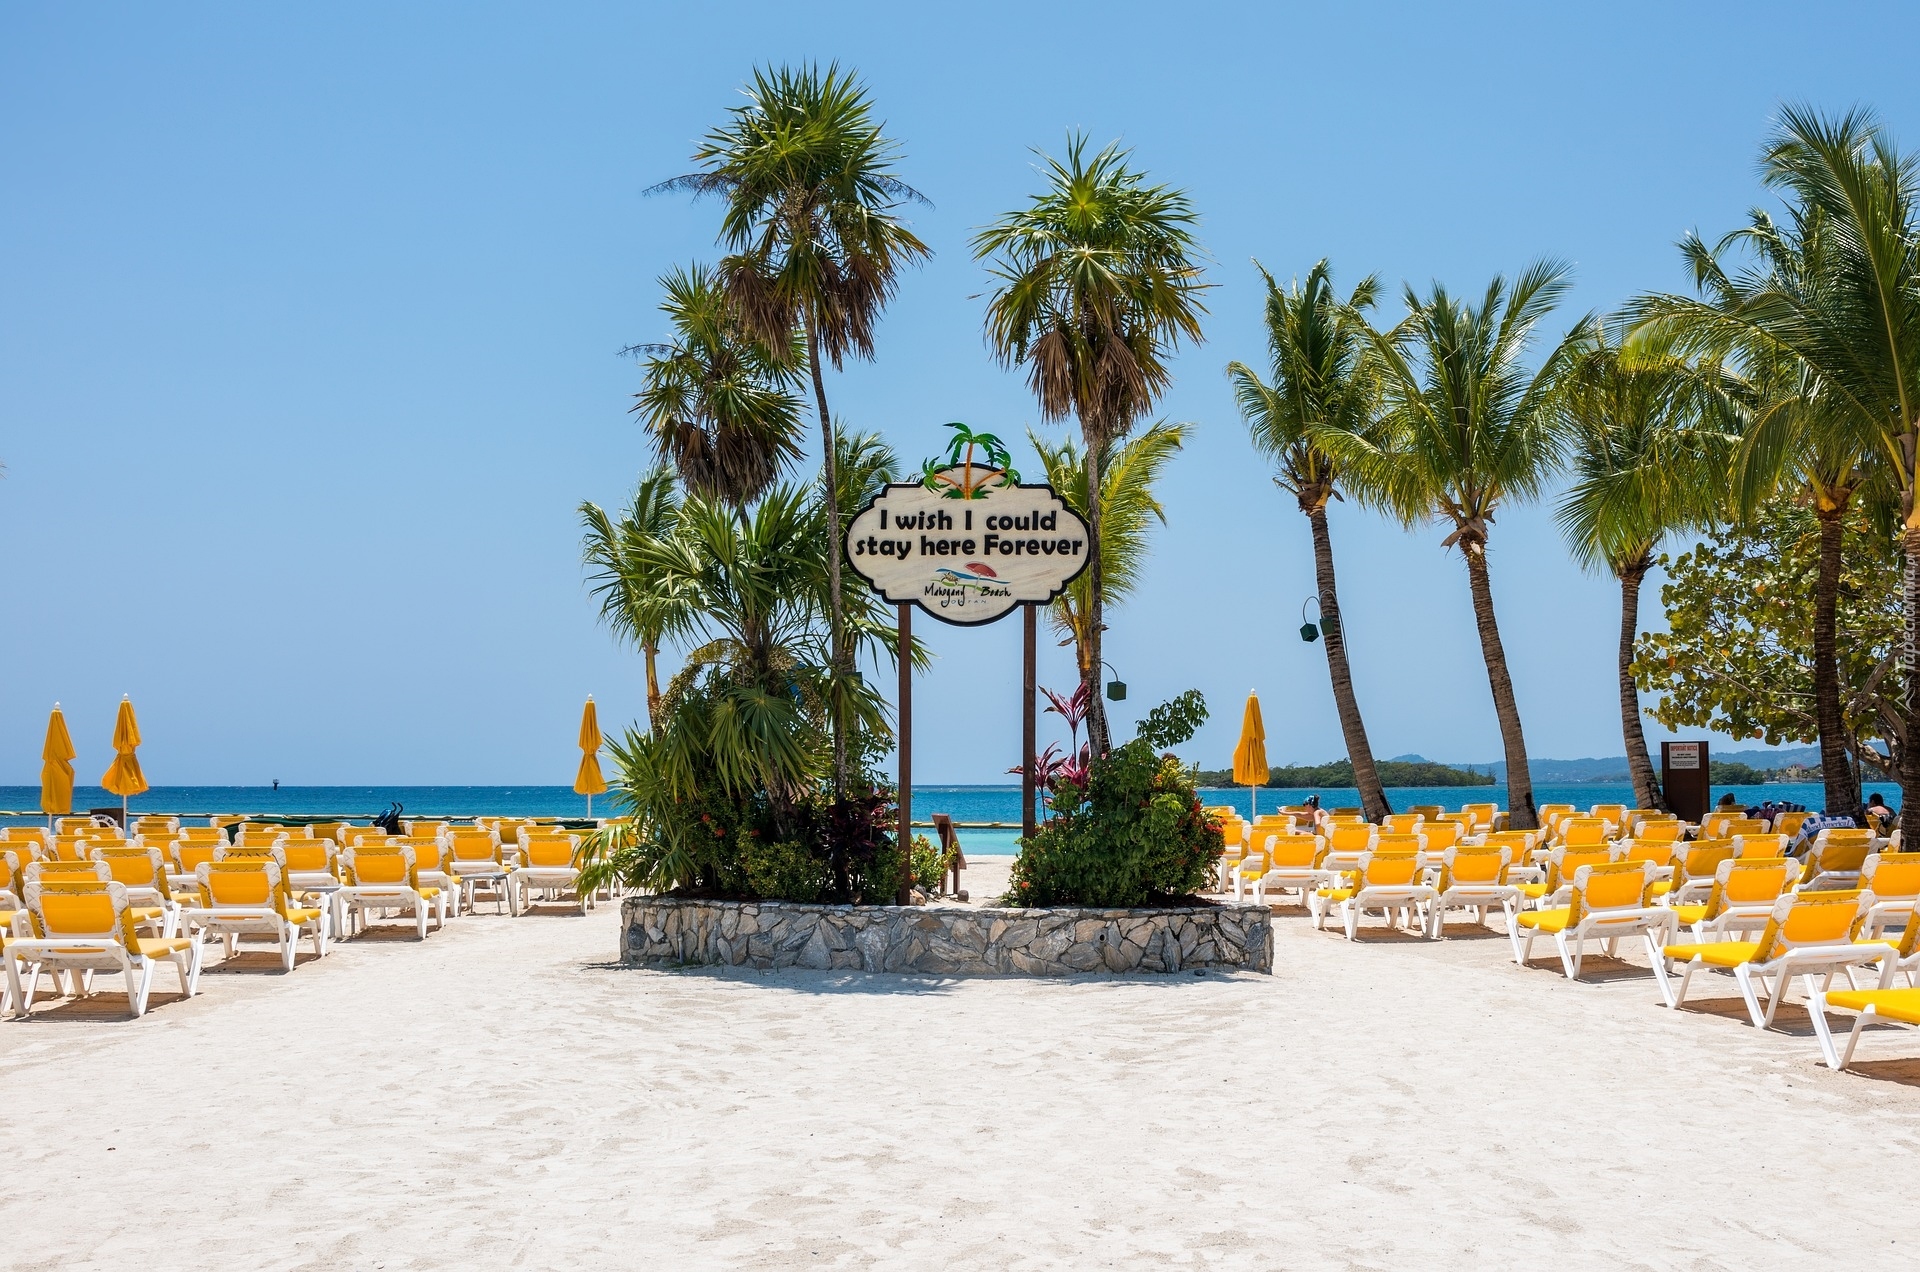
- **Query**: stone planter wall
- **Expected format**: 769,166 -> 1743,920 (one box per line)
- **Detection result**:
620,897 -> 1272,976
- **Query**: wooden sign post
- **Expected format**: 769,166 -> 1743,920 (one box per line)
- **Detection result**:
845,434 -> 1091,905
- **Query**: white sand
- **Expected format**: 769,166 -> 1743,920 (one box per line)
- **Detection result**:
4,885 -> 1918,1270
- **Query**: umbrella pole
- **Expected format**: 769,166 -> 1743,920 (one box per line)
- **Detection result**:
587,793 -> 592,818
1250,783 -> 1256,821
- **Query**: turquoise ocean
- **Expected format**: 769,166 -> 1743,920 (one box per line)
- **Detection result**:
4,780 -> 1897,854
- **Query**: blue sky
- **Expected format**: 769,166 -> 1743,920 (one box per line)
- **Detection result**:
3,2 -> 1915,785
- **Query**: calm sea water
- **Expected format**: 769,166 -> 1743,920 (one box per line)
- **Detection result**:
5,781 -> 1897,855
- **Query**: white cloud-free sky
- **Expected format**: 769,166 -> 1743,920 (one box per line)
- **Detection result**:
3,1 -> 1913,784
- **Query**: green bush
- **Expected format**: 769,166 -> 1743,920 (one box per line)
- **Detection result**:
741,837 -> 830,904
911,834 -> 953,892
1006,691 -> 1223,907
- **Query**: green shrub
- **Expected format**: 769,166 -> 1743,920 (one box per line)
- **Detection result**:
911,834 -> 953,892
741,837 -> 830,904
1006,691 -> 1223,907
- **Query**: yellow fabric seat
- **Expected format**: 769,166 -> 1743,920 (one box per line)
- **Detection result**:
1515,908 -> 1572,934
1661,940 -> 1761,968
1824,986 -> 1920,1022
5,880 -> 201,1018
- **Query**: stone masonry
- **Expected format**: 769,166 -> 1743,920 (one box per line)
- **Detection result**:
620,897 -> 1273,975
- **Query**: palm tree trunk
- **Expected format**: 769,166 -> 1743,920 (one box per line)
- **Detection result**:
1082,434 -> 1110,756
1813,506 -> 1862,818
1901,522 -> 1920,848
804,312 -> 849,797
1616,560 -> 1663,811
644,641 -> 662,739
1306,504 -> 1389,820
1464,545 -> 1536,831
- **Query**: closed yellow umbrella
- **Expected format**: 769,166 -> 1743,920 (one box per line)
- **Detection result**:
574,695 -> 608,816
39,703 -> 76,821
1232,690 -> 1270,820
101,695 -> 149,821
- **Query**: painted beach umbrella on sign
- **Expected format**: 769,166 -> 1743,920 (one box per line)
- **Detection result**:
40,703 -> 76,821
574,696 -> 608,816
1233,691 -> 1270,820
101,695 -> 148,820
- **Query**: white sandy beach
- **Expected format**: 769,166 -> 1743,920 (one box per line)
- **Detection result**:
3,861 -> 1917,1270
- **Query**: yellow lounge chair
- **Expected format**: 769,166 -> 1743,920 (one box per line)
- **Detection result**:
508,833 -> 587,915
1459,802 -> 1501,834
1671,857 -> 1798,941
1731,832 -> 1791,859
92,846 -> 180,937
1427,845 -> 1520,939
1773,811 -> 1812,840
1418,820 -> 1463,853
1656,840 -> 1738,904
6,880 -> 200,1018
1519,844 -> 1617,909
1315,850 -> 1432,941
1858,852 -> 1920,938
1801,830 -> 1876,890
336,846 -> 443,939
1242,833 -> 1326,908
183,856 -> 329,970
1653,890 -> 1887,1024
1512,860 -> 1674,978
1812,986 -> 1920,1070
1380,813 -> 1424,835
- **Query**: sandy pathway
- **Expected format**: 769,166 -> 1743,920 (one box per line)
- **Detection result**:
2,891 -> 1917,1270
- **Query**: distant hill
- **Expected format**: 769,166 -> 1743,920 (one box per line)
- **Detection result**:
1196,758 -> 1494,788
1445,745 -> 1828,783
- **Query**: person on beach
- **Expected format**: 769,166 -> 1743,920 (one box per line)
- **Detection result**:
1866,792 -> 1895,835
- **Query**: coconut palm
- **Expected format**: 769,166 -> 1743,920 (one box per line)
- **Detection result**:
1332,262 -> 1583,831
1030,420 -> 1188,705
1632,106 -> 1920,836
625,264 -> 806,509
1554,323 -> 1737,810
652,63 -> 931,795
1228,260 -> 1392,821
974,136 -> 1208,753
1667,208 -> 1885,816
579,468 -> 694,735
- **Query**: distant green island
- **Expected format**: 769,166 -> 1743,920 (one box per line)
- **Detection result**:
1195,758 -> 1495,788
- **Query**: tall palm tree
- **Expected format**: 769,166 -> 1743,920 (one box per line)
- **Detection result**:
579,468 -> 693,735
1030,420 -> 1188,704
1332,262 -> 1583,831
1632,106 -> 1920,837
1228,260 -> 1392,821
625,264 -> 806,509
653,64 -> 931,794
974,136 -> 1208,754
1668,209 -> 1881,816
1554,323 -> 1736,810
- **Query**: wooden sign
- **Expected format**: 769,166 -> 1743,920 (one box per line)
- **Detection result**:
846,466 -> 1090,626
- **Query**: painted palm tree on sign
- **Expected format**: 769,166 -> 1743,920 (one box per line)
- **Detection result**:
974,136 -> 1208,754
1031,421 -> 1187,704
652,63 -> 931,796
1229,260 -> 1392,821
1632,106 -> 1920,837
579,468 -> 694,736
1332,261 -> 1584,831
1553,323 -> 1737,810
625,264 -> 806,510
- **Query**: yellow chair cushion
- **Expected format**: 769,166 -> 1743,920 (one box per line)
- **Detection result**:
1315,888 -> 1354,903
1673,904 -> 1708,925
284,907 -> 324,926
1649,881 -> 1673,897
1515,908 -> 1571,934
1825,987 -> 1920,1024
1518,883 -> 1549,900
1664,941 -> 1760,968
132,936 -> 195,958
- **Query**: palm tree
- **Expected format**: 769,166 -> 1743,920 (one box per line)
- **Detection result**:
653,64 -> 931,795
625,264 -> 806,509
1667,209 -> 1882,817
1228,260 -> 1392,821
579,468 -> 693,735
1553,323 -> 1737,810
1632,106 -> 1920,837
1030,420 -> 1188,706
1332,262 -> 1583,831
974,136 -> 1208,754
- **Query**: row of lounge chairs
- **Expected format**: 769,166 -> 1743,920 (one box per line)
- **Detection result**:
1208,801 -> 1920,1074
0,814 -> 599,1018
